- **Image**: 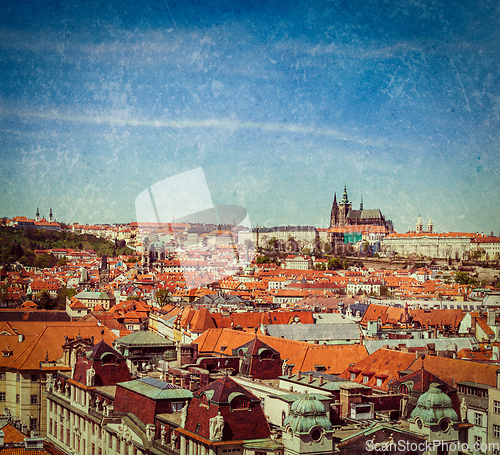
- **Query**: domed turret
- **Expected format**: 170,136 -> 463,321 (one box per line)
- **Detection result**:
410,383 -> 459,424
284,393 -> 332,434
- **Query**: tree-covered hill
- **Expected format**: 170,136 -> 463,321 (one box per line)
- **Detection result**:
0,226 -> 134,267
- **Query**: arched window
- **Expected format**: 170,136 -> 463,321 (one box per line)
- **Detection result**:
231,396 -> 250,410
260,350 -> 273,360
101,355 -> 117,365
200,394 -> 209,407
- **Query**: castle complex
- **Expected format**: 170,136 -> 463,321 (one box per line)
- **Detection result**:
329,184 -> 394,233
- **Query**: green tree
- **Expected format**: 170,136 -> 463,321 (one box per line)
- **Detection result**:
35,290 -> 54,309
256,255 -> 272,264
155,289 -> 172,307
0,283 -> 8,306
57,256 -> 68,267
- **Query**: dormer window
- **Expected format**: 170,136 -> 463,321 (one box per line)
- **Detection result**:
259,350 -> 273,360
231,396 -> 250,410
101,354 -> 117,365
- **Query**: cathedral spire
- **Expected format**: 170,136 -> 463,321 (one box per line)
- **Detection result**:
340,183 -> 349,205
427,216 -> 433,233
36,207 -> 40,222
360,194 -> 363,211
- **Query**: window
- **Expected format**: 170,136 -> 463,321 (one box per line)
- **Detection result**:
231,396 -> 250,410
475,413 -> 483,426
0,393 -> 5,402
31,394 -> 38,405
495,401 -> 500,414
171,402 -> 184,412
31,374 -> 38,382
102,355 -> 117,365
494,424 -> 500,439
16,374 -> 20,382
399,384 -> 410,395
0,372 -> 5,380
363,375 -> 369,384
30,418 -> 37,431
16,394 -> 20,404
475,436 -> 482,447
350,372 -> 356,381
376,377 -> 383,387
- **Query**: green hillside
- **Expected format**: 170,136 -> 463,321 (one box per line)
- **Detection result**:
0,226 -> 135,267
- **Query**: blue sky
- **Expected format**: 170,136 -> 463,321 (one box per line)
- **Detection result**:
1,0 -> 499,233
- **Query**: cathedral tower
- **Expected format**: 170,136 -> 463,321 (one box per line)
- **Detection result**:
329,193 -> 338,228
338,184 -> 352,227
427,216 -> 433,233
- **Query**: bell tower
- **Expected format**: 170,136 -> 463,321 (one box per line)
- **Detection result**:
330,193 -> 338,228
338,184 -> 352,227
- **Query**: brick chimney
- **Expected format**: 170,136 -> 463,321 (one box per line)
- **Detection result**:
319,376 -> 324,386
308,373 -> 313,383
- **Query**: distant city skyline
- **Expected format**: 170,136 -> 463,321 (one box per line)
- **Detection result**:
1,0 -> 499,234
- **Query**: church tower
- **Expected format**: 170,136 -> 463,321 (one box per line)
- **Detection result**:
35,207 -> 40,222
360,194 -> 364,211
416,215 -> 423,233
329,193 -> 339,228
49,208 -> 53,222
338,184 -> 352,227
427,216 -> 433,233
99,255 -> 110,287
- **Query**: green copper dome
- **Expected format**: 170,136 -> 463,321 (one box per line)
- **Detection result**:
283,394 -> 333,434
410,383 -> 459,424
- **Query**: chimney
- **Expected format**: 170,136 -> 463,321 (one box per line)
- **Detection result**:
319,376 -> 324,386
18,334 -> 24,343
308,373 -> 313,383
297,371 -> 302,380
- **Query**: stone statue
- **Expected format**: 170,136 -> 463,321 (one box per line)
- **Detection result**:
460,397 -> 468,422
401,395 -> 408,418
56,380 -> 62,392
65,383 -> 70,398
86,366 -> 95,386
171,432 -> 177,450
146,424 -> 155,443
282,360 -> 288,376
71,356 -> 77,378
46,373 -> 53,392
209,411 -> 224,441
180,401 -> 188,428
160,426 -> 166,445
